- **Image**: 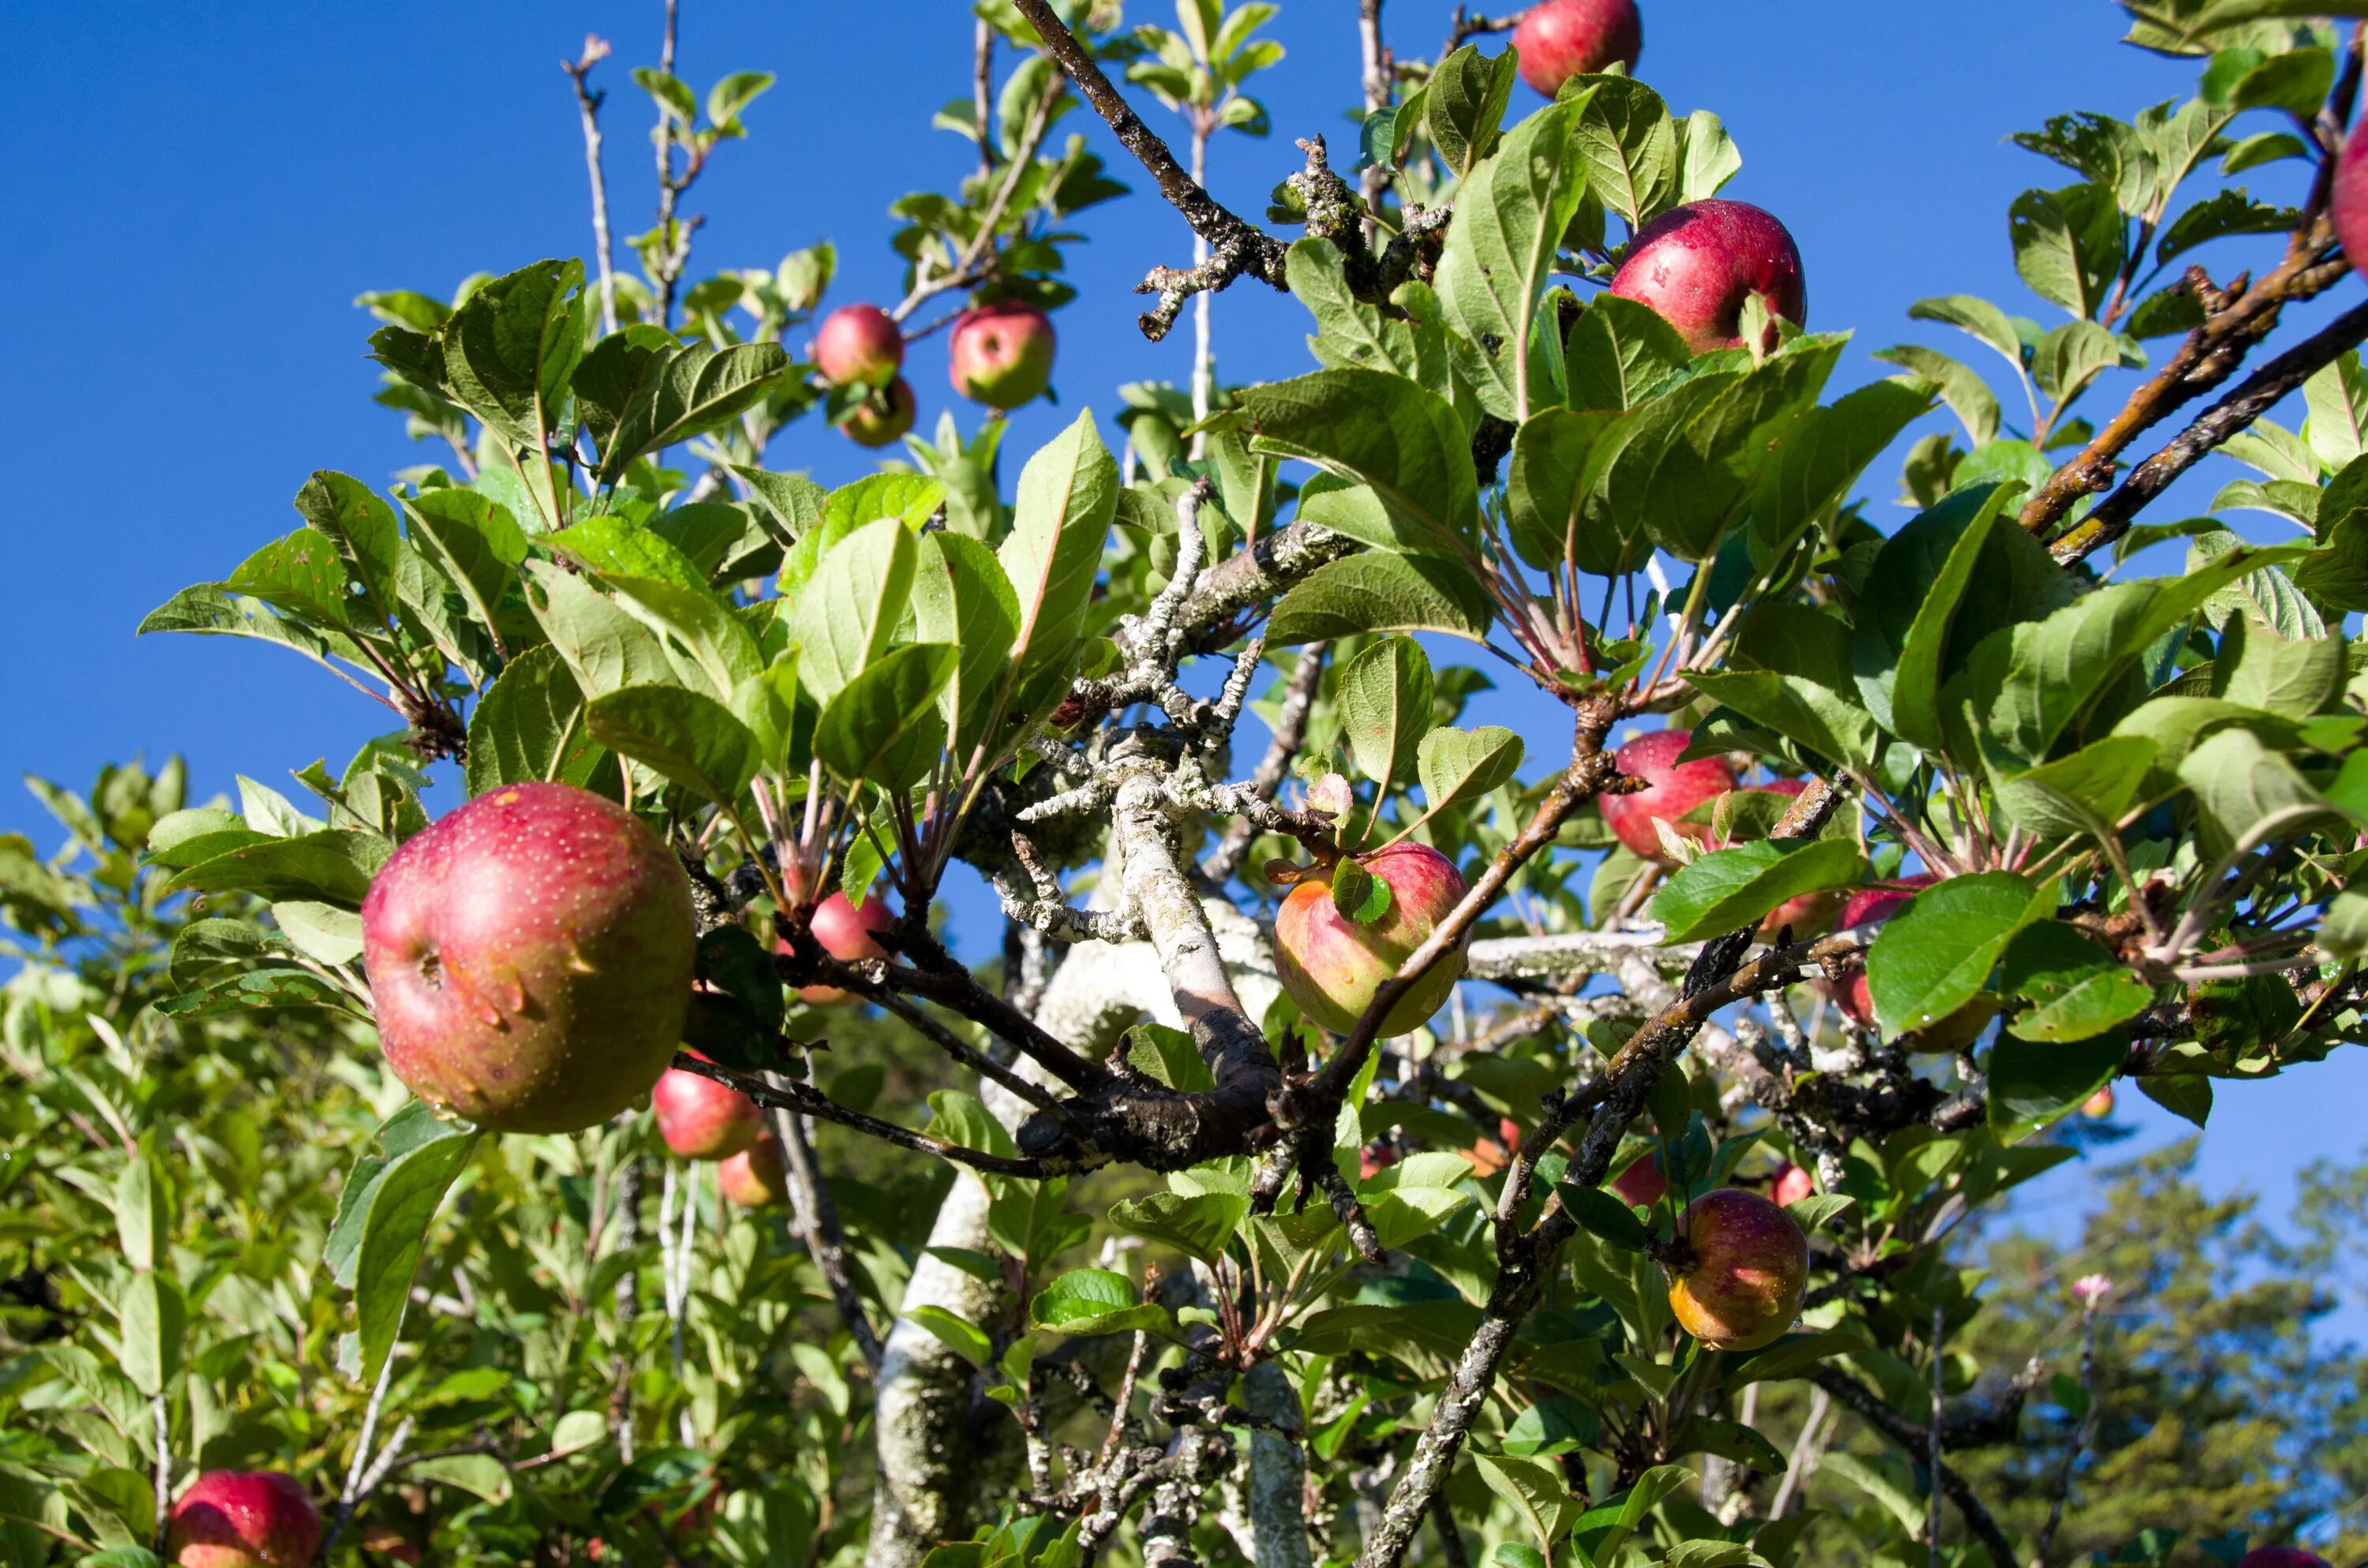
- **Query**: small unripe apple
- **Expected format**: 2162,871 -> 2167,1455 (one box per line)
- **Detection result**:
842,377 -> 916,448
2239,1552 -> 2332,1568
1666,1187 -> 1809,1352
652,1054 -> 762,1160
1511,0 -> 1642,96
2335,121 -> 2368,287
166,1471 -> 323,1568
718,1132 -> 791,1207
1599,729 -> 1736,864
1769,1161 -> 1815,1207
949,299 -> 1056,410
1273,842 -> 1470,1036
1609,199 -> 1808,356
2081,1085 -> 2115,1120
815,303 -> 904,387
362,782 -> 696,1134
791,891 -> 897,1005
1610,1151 -> 1666,1208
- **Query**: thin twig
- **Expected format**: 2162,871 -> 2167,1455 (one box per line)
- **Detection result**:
768,1102 -> 885,1370
561,36 -> 620,335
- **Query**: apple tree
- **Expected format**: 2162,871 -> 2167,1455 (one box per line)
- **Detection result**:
5,1 -> 2368,1565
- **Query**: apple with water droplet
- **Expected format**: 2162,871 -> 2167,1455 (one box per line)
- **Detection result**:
1666,1187 -> 1808,1351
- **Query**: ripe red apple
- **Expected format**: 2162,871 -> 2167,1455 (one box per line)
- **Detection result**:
2081,1085 -> 2115,1120
842,377 -> 916,448
1609,200 -> 1807,356
949,299 -> 1056,410
2239,1552 -> 2332,1568
718,1132 -> 791,1207
2336,119 -> 2368,288
652,1054 -> 762,1160
790,891 -> 897,1005
362,782 -> 696,1134
1599,729 -> 1736,864
1610,1151 -> 1667,1208
815,303 -> 903,387
1769,1161 -> 1815,1207
165,1471 -> 322,1568
1273,843 -> 1470,1036
1666,1187 -> 1809,1352
1511,0 -> 1642,96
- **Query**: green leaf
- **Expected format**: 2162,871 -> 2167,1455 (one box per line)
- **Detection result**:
1649,838 -> 1863,944
118,1271 -> 184,1396
998,412 -> 1119,684
547,512 -> 710,593
1570,76 -> 1677,229
1416,725 -> 1525,818
1436,92 -> 1588,420
400,489 -> 530,653
1266,552 -> 1494,645
1686,668 -> 1875,775
2010,183 -> 2126,318
1337,637 -> 1435,789
1988,1032 -> 2129,1140
1871,343 -> 2003,447
1287,238 -> 1451,390
114,1159 -> 167,1273
522,561 -> 674,698
1505,409 -> 1621,571
1999,923 -> 2155,1041
1106,1191 -> 1250,1266
596,340 -> 792,484
1676,109 -> 1743,203
813,642 -> 956,788
1908,294 -> 2029,377
465,644 -> 609,795
1240,369 -> 1478,554
1990,735 -> 2161,842
1423,43 -> 1518,180
159,829 -> 389,907
1571,1464 -> 1689,1566
789,515 -> 920,706
1329,859 -> 1394,924
441,258 -> 586,476
339,1106 -> 480,1390
1473,1450 -> 1579,1551
1563,1183 -> 1652,1250
1029,1268 -> 1172,1338
292,470 -> 405,622
1746,377 -> 1939,569
731,464 -> 830,538
912,533 -> 1021,762
1568,297 -> 1692,421
1865,873 -> 2048,1036
599,571 -> 764,700
137,584 -> 369,679
585,685 -> 760,805
2214,614 -> 2345,716
2178,724 -> 2355,854
906,1305 -> 993,1369
223,527 -> 361,627
153,968 -> 351,1020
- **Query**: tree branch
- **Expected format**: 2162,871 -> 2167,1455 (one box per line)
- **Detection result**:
767,1102 -> 884,1370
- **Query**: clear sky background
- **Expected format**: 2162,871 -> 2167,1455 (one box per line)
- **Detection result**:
2,2 -> 2362,1301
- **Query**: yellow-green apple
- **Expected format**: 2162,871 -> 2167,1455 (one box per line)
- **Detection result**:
789,891 -> 897,1005
718,1132 -> 791,1207
843,377 -> 916,448
652,1054 -> 762,1160
361,782 -> 695,1134
165,1471 -> 322,1568
1600,728 -> 1735,863
1609,199 -> 1807,355
1769,1161 -> 1814,1207
1666,1187 -> 1809,1351
815,302 -> 903,387
1511,0 -> 1641,95
949,299 -> 1055,409
1273,843 -> 1470,1036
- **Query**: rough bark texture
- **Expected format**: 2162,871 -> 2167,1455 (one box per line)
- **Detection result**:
867,898 -> 1277,1560
1242,1360 -> 1315,1568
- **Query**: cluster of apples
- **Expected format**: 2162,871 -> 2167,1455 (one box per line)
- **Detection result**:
811,294 -> 1056,447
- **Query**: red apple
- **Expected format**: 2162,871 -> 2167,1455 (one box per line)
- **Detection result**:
1273,843 -> 1470,1037
1359,1142 -> 1398,1181
2336,118 -> 2368,289
842,377 -> 916,448
2239,1553 -> 2332,1568
815,303 -> 903,387
791,891 -> 897,1005
1666,1187 -> 1809,1352
949,299 -> 1056,410
1599,729 -> 1736,864
1610,1151 -> 1667,1208
1511,0 -> 1642,96
652,1054 -> 762,1160
1609,199 -> 1808,356
166,1471 -> 322,1568
362,782 -> 696,1134
2081,1085 -> 2115,1120
718,1132 -> 792,1207
1769,1161 -> 1815,1207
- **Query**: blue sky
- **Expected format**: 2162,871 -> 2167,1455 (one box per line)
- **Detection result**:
2,2 -> 2362,1285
